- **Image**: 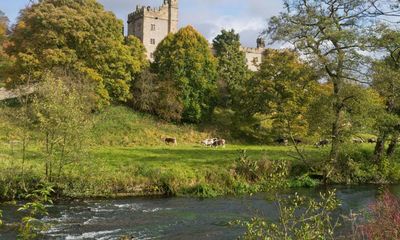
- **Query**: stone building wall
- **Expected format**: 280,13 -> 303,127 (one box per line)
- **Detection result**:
241,47 -> 264,71
127,0 -> 178,60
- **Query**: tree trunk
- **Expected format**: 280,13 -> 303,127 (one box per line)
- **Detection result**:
327,78 -> 343,182
329,84 -> 343,165
387,132 -> 399,157
374,134 -> 387,164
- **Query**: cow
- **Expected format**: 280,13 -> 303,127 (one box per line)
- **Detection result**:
201,138 -> 215,147
212,139 -> 226,148
164,137 -> 177,145
275,138 -> 288,146
368,138 -> 377,143
315,139 -> 329,148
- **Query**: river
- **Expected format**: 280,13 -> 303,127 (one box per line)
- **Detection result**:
1,185 -> 398,239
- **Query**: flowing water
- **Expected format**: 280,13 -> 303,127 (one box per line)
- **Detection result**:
1,185 -> 399,240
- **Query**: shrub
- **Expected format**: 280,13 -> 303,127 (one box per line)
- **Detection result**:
18,184 -> 54,239
358,191 -> 400,239
0,169 -> 43,201
234,150 -> 290,190
187,184 -> 219,198
234,150 -> 260,181
289,174 -> 320,188
239,190 -> 341,240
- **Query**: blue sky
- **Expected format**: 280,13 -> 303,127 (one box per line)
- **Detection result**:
0,0 -> 283,47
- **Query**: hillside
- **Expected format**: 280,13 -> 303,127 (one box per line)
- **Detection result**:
91,106 -> 211,147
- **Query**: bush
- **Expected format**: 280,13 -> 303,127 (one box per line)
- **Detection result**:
289,174 -> 320,188
0,169 -> 43,201
358,191 -> 400,239
239,190 -> 341,240
186,184 -> 219,198
328,145 -> 387,184
234,150 -> 260,181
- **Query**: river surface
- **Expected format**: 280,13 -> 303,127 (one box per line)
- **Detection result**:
1,185 -> 399,240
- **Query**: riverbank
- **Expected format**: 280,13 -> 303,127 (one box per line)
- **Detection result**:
1,106 -> 400,201
2,143 -> 397,201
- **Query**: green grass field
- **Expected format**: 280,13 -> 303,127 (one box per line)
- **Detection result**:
0,140 -> 358,199
0,105 -> 396,200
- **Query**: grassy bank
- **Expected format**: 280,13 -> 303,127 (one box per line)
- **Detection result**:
0,141 -> 387,200
1,105 -> 399,200
91,106 -> 211,146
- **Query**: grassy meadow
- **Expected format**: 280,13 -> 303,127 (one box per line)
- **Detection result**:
0,105 -> 395,200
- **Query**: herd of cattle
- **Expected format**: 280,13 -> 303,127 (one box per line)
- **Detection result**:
277,137 -> 378,148
163,136 -> 377,147
163,137 -> 226,147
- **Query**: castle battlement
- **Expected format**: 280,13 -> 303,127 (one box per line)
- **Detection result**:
240,46 -> 265,54
128,1 -> 171,23
127,0 -> 179,60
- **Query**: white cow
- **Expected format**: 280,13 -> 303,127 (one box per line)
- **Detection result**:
201,138 -> 215,147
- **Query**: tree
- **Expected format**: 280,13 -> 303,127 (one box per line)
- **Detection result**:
212,29 -> 249,108
244,49 -> 318,160
130,69 -> 159,114
152,26 -> 217,123
0,10 -> 8,40
32,70 -> 94,181
266,0 -> 388,173
6,0 -> 146,104
372,27 -> 400,161
0,10 -> 11,83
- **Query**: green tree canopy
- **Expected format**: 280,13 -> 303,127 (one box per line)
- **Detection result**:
212,29 -> 249,108
371,27 -> 400,159
245,49 -> 318,141
266,0 -> 389,165
152,25 -> 217,123
6,0 -> 147,104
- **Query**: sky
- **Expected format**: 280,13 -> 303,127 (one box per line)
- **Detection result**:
0,0 -> 284,47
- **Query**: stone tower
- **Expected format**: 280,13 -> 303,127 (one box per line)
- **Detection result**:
168,0 -> 179,33
127,0 -> 179,61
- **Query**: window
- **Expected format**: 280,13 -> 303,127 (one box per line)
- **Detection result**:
150,38 -> 156,45
150,53 -> 154,58
151,24 -> 156,31
253,57 -> 259,63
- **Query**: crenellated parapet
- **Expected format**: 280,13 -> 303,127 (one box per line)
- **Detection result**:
240,46 -> 265,54
128,1 -> 173,23
127,0 -> 179,61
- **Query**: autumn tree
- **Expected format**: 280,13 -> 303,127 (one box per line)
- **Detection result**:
212,29 -> 249,108
372,27 -> 400,161
0,10 -> 10,83
0,10 -> 8,41
266,0 -> 388,171
244,49 -> 318,159
7,0 -> 146,104
152,26 -> 217,123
